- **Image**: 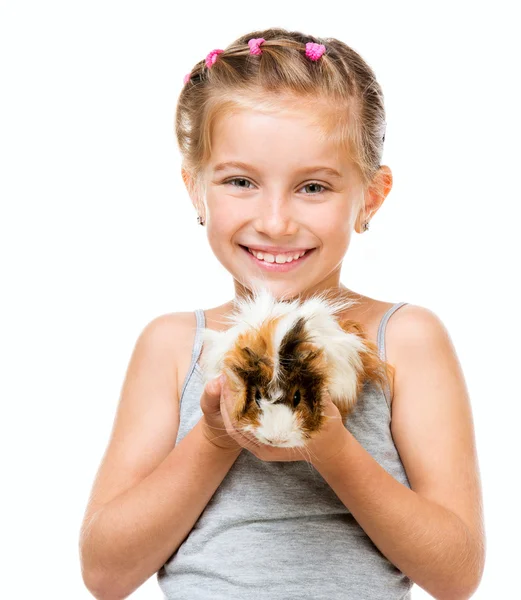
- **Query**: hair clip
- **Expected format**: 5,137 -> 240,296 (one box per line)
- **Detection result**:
183,72 -> 191,84
205,48 -> 224,69
248,38 -> 265,55
305,42 -> 326,61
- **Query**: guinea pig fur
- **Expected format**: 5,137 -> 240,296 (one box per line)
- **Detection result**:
199,287 -> 392,449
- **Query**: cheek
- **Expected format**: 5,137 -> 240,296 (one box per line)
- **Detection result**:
205,218 -> 242,268
206,217 -> 237,251
207,195 -> 245,231
307,201 -> 352,228
313,212 -> 352,239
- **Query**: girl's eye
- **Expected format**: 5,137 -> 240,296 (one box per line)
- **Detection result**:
224,178 -> 329,195
226,178 -> 255,190
301,182 -> 327,195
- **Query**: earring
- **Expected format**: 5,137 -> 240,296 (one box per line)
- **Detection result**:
362,220 -> 370,232
197,215 -> 205,226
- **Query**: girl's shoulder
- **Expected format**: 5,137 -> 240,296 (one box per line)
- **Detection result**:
383,301 -> 452,406
345,297 -> 440,404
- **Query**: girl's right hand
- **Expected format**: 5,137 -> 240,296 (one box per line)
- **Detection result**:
200,375 -> 243,452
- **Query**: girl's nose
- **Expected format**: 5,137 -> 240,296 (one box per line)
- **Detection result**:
253,198 -> 298,238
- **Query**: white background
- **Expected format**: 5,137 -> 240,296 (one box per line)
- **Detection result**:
1,1 -> 518,598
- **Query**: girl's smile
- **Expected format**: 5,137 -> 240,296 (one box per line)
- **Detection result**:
239,244 -> 317,273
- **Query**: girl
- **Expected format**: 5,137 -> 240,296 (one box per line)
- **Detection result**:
79,28 -> 485,600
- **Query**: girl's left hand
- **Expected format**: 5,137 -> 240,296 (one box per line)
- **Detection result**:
219,375 -> 350,464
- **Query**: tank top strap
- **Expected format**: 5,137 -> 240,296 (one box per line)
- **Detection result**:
376,302 -> 408,410
191,308 -> 206,364
377,302 -> 408,362
179,309 -> 206,401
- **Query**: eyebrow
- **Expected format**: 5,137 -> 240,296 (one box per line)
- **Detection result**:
212,161 -> 343,179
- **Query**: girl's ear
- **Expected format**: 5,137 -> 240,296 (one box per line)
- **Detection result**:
354,165 -> 393,233
370,165 -> 393,212
181,168 -> 194,195
181,168 -> 206,219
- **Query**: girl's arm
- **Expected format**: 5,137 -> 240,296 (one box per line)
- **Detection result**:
311,305 -> 486,600
79,315 -> 241,600
82,421 -> 240,600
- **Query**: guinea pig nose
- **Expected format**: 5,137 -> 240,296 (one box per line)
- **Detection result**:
266,436 -> 285,445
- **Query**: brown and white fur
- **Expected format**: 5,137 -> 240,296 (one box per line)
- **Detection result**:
199,286 -> 393,448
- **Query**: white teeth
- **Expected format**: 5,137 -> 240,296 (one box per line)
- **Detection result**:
248,248 -> 309,264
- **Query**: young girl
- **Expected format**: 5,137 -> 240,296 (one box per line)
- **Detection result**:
79,28 -> 485,599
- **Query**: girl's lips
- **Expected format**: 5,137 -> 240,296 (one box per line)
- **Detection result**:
240,245 -> 316,272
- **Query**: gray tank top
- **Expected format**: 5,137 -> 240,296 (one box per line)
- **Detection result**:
157,302 -> 413,599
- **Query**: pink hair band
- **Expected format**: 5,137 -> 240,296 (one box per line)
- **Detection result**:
205,48 -> 224,69
248,38 -> 265,55
305,42 -> 326,61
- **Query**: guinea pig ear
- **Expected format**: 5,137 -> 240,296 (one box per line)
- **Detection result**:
298,345 -> 324,363
240,345 -> 270,365
242,346 -> 257,361
237,345 -> 273,383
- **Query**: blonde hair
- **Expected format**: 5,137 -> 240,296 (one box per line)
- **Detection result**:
175,27 -> 386,201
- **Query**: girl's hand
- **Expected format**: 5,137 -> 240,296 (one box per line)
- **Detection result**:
304,390 -> 352,465
219,377 -> 350,464
199,376 -> 244,452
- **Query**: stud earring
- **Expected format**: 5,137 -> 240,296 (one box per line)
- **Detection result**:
362,220 -> 370,232
197,215 -> 205,226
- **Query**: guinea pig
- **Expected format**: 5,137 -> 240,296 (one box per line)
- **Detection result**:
199,286 -> 392,449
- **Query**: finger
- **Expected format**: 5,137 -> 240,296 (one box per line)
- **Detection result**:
206,375 -> 222,396
201,376 -> 222,412
220,396 -> 237,432
220,399 -> 256,447
220,402 -> 245,444
219,375 -> 241,421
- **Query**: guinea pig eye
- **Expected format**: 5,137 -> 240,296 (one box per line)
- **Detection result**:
292,389 -> 301,408
254,388 -> 262,408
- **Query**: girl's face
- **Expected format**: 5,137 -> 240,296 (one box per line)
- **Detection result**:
194,104 -> 387,302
